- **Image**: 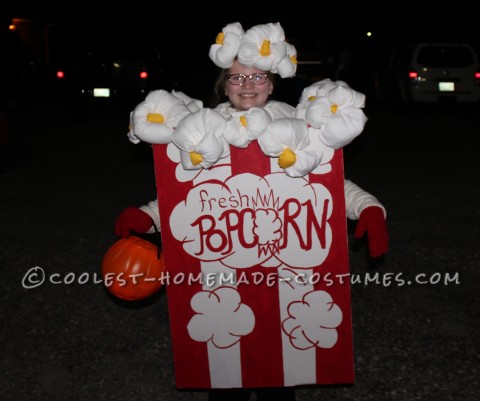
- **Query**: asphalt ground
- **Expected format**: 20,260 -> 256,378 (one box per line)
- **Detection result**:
1,100 -> 479,401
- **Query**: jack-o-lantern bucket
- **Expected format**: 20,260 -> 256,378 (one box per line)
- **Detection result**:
101,236 -> 165,301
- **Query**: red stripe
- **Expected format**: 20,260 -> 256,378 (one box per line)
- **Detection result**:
310,150 -> 355,384
230,142 -> 284,387
153,144 -> 211,388
229,140 -> 271,176
237,267 -> 285,387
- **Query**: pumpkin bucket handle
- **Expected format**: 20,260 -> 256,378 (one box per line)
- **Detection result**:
151,219 -> 161,260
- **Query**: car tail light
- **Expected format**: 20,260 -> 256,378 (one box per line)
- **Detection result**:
475,72 -> 480,82
408,71 -> 418,79
140,71 -> 148,79
56,70 -> 65,79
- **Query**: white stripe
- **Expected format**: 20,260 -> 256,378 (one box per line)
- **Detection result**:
201,260 -> 243,388
207,341 -> 243,388
195,157 -> 243,388
278,266 -> 316,386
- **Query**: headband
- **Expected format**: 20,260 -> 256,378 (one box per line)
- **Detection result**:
208,22 -> 298,78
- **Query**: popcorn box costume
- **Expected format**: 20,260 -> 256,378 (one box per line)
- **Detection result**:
127,22 -> 368,389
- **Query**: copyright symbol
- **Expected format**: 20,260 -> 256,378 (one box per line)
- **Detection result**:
22,266 -> 45,289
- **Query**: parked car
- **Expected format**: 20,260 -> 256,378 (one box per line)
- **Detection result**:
48,50 -> 162,113
375,43 -> 480,105
45,20 -> 165,115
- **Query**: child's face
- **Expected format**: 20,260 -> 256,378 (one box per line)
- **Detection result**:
224,60 -> 273,111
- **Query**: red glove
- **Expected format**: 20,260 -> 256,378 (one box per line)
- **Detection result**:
115,207 -> 153,238
354,206 -> 389,258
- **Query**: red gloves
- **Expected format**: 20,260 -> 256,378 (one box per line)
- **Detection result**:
115,207 -> 153,238
354,206 -> 389,258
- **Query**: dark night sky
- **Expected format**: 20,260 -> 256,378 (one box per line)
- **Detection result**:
4,2 -> 480,42
3,7 -> 480,102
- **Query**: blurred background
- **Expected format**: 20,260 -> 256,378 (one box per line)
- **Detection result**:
2,10 -> 480,172
2,8 -> 480,115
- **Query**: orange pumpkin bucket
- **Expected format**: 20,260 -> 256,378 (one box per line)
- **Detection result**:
101,236 -> 165,301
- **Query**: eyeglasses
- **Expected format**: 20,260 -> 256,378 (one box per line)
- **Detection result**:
226,73 -> 269,86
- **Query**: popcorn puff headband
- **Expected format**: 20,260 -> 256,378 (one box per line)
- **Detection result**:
208,22 -> 298,78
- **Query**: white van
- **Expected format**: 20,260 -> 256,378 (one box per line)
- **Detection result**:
376,43 -> 480,104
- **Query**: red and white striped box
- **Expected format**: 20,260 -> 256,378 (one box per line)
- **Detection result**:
153,140 -> 354,389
